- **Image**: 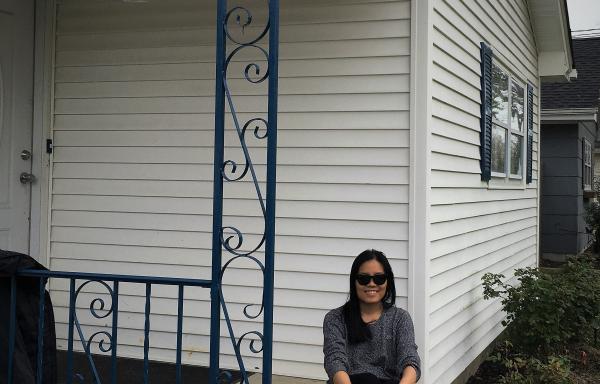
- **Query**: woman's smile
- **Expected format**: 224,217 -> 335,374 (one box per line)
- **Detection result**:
355,259 -> 387,305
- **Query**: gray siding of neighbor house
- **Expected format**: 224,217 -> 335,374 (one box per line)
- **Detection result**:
578,121 -> 597,251
541,122 -> 596,256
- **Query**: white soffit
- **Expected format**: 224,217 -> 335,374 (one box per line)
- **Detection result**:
529,0 -> 576,82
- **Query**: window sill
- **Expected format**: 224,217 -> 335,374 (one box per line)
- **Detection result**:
583,190 -> 596,199
487,178 -> 527,190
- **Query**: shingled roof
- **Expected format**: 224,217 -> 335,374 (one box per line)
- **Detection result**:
541,37 -> 600,110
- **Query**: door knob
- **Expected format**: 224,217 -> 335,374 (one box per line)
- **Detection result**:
20,172 -> 36,184
20,150 -> 32,160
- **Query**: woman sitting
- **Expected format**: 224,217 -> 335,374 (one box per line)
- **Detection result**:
323,249 -> 420,384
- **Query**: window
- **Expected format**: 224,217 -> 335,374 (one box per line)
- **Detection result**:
491,63 -> 525,179
480,42 -> 533,184
583,138 -> 592,191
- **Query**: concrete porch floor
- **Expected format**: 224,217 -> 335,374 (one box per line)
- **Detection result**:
56,351 -> 326,383
249,373 -> 325,384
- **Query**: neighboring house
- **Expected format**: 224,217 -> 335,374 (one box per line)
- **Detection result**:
540,37 -> 600,260
0,0 -> 574,383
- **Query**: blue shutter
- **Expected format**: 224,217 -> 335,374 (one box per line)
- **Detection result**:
526,83 -> 533,183
480,42 -> 493,181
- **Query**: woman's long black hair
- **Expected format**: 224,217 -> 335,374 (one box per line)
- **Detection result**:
343,249 -> 396,344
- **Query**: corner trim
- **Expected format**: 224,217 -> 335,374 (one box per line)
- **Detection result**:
409,0 -> 432,381
30,0 -> 56,266
536,75 -> 542,269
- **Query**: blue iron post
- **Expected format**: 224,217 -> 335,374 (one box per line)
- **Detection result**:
263,0 -> 279,383
211,0 -> 279,382
209,0 -> 228,383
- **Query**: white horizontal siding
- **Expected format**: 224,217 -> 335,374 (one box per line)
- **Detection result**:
53,130 -> 409,148
429,0 -> 539,383
55,58 -> 411,83
49,242 -> 410,277
55,75 -> 411,97
50,0 -> 411,379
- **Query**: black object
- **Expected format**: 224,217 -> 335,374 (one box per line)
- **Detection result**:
0,250 -> 57,384
526,83 -> 534,184
479,41 -> 493,182
56,351 -> 244,384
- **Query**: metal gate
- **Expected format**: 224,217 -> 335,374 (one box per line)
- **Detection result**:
5,1 -> 280,383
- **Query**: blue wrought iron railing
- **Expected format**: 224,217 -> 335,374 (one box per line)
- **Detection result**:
4,0 -> 279,383
7,270 -> 211,384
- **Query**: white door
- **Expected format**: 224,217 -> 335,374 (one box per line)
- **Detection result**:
0,0 -> 35,254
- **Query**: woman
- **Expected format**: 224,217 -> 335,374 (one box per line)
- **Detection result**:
323,249 -> 420,384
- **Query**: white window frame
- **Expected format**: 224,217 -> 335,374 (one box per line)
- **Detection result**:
490,62 -> 526,182
583,138 -> 592,191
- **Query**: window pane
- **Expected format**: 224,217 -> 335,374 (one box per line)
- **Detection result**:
492,125 -> 506,173
585,140 -> 592,165
585,166 -> 591,188
510,134 -> 523,176
511,81 -> 524,132
492,64 -> 509,125
583,139 -> 592,190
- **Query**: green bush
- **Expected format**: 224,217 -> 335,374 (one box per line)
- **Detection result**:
488,341 -> 571,384
585,201 -> 600,250
482,257 -> 600,354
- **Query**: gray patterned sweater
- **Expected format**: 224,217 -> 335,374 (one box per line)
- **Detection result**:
323,306 -> 421,382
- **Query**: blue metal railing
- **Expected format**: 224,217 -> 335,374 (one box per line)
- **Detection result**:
4,0 -> 279,382
6,270 -> 211,384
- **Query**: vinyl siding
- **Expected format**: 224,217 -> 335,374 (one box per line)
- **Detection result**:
429,1 -> 539,382
49,0 -> 411,379
540,120 -> 596,257
540,123 -> 579,255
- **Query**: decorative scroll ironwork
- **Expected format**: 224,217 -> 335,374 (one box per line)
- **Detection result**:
214,1 -> 278,384
10,270 -> 211,384
71,280 -> 117,384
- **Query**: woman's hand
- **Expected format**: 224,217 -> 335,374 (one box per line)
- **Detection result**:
332,370 -> 352,384
399,365 -> 418,384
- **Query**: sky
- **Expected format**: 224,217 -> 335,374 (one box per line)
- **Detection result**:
567,0 -> 600,38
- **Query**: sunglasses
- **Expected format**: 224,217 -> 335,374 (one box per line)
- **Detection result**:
356,273 -> 387,286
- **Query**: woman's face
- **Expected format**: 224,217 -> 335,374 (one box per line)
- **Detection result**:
355,259 -> 387,306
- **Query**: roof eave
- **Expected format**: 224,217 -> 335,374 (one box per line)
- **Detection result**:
541,107 -> 598,123
529,0 -> 576,83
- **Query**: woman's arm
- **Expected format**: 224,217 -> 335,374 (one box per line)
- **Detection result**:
394,310 -> 421,382
323,310 -> 350,381
333,370 -> 352,384
399,365 -> 418,384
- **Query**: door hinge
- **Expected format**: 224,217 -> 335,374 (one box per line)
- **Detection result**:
46,139 -> 53,154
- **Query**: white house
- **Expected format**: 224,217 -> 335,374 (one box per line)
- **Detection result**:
0,0 -> 574,383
